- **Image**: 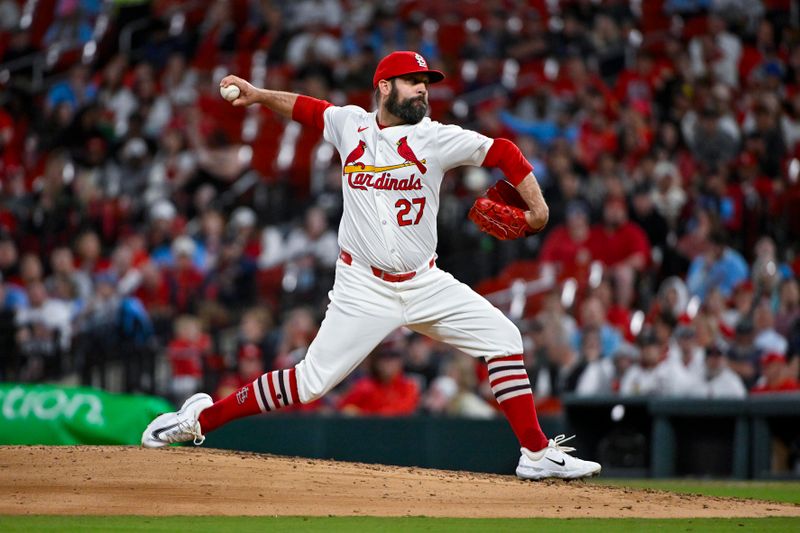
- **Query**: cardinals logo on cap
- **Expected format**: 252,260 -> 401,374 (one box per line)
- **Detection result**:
372,51 -> 445,88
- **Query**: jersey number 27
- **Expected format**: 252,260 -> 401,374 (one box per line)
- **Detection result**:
395,197 -> 426,226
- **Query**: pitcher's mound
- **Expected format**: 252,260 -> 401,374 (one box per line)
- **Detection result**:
1,446 -> 797,518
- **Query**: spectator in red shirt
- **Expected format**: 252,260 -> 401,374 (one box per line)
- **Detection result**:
618,104 -> 654,171
589,197 -> 651,307
539,201 -> 593,284
214,339 -> 265,402
167,314 -> 213,404
338,342 -> 420,416
165,236 -> 205,314
553,56 -> 615,110
614,51 -> 664,112
576,106 -> 618,172
134,260 -> 174,336
474,99 -> 517,141
751,352 -> 800,394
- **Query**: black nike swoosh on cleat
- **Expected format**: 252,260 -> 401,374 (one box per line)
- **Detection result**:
546,457 -> 566,466
152,422 -> 181,441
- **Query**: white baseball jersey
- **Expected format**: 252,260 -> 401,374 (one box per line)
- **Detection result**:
289,104 -> 523,405
322,105 -> 493,273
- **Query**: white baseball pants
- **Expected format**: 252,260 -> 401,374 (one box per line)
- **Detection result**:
294,256 -> 523,403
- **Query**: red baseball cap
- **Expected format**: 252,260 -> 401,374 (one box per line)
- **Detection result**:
761,352 -> 786,366
373,51 -> 445,88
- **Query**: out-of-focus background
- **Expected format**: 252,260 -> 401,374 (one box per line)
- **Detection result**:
0,0 -> 798,479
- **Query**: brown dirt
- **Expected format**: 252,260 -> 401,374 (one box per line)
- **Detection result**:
1,446 -> 798,518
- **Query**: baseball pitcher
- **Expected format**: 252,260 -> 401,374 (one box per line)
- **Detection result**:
142,51 -> 601,480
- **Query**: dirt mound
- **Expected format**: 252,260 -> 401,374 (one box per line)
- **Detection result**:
1,446 -> 798,518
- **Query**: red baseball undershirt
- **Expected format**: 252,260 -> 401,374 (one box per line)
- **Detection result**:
291,95 -> 332,131
291,96 -> 532,185
482,138 -> 533,185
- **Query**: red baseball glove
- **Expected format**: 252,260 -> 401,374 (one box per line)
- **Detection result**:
468,180 -> 539,240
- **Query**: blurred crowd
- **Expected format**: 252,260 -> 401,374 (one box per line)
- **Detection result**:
1,0 -> 799,415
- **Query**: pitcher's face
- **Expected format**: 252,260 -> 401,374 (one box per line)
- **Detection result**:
385,75 -> 429,124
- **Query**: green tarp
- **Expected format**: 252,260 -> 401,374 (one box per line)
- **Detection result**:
0,383 -> 173,445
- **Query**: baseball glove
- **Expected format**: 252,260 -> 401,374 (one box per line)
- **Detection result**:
468,180 -> 538,240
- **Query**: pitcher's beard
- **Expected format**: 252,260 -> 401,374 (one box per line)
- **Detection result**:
386,86 -> 427,124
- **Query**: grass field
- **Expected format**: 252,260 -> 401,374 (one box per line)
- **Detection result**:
0,516 -> 799,532
591,479 -> 800,505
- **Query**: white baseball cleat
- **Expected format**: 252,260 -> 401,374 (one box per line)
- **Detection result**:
516,434 -> 602,480
141,393 -> 213,448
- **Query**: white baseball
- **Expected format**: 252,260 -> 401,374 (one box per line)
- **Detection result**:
220,84 -> 240,102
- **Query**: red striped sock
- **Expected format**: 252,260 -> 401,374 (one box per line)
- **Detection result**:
487,354 -> 549,452
198,368 -> 299,434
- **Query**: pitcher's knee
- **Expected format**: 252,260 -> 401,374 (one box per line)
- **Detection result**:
301,381 -> 330,403
492,316 -> 524,356
294,360 -> 336,403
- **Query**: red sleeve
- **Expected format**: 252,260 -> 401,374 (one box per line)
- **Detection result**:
481,138 -> 533,186
291,95 -> 333,131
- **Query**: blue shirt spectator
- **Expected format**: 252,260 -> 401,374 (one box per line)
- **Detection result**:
47,77 -> 97,112
2,283 -> 28,311
571,325 -> 623,360
570,297 -> 623,359
687,232 -> 749,300
500,110 -> 578,147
